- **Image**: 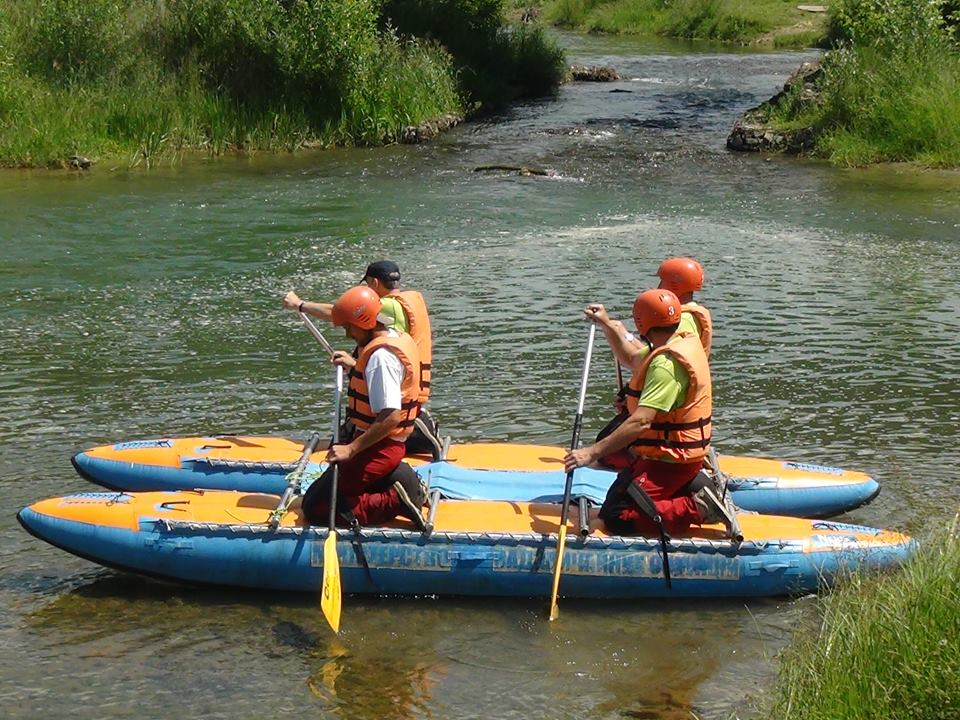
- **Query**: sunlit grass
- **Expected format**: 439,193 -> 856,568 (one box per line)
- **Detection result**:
730,0 -> 960,167
815,48 -> 960,167
758,0 -> 960,168
541,0 -> 827,45
770,519 -> 960,719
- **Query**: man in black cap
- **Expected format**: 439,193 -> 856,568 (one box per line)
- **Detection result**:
283,260 -> 404,329
360,261 -> 408,333
284,260 -> 441,458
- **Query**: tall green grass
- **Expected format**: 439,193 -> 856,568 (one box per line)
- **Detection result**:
765,0 -> 960,167
541,0 -> 822,45
0,0 -> 564,167
816,47 -> 960,167
771,520 -> 960,719
660,0 -> 765,42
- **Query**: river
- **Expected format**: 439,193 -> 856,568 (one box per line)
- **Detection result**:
2,32 -> 959,720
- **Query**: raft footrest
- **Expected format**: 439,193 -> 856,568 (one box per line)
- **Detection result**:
423,489 -> 442,537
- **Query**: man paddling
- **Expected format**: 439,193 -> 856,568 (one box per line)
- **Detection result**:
564,288 -> 733,536
301,285 -> 427,530
589,256 -> 712,469
284,260 -> 441,456
654,256 -> 711,354
589,256 -> 711,373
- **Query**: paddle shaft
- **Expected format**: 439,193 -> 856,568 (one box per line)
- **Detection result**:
320,364 -> 345,633
549,323 -> 596,620
558,322 -> 597,528
299,311 -> 336,358
328,365 -> 344,530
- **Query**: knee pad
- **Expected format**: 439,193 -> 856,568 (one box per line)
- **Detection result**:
683,471 -> 713,495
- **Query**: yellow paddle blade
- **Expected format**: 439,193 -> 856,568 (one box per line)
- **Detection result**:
548,525 -> 568,622
320,530 -> 342,633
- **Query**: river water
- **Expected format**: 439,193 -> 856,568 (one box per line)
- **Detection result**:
2,32 -> 959,720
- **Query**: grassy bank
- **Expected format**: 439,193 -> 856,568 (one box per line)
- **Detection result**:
763,0 -> 960,167
0,0 -> 565,168
515,0 -> 828,47
769,520 -> 960,720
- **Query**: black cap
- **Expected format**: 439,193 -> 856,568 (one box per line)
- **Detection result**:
363,260 -> 401,283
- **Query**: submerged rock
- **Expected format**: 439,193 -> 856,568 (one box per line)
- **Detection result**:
569,64 -> 620,82
473,164 -> 550,177
727,61 -> 823,154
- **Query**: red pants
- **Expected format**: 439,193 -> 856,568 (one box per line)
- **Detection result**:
302,438 -> 407,526
599,458 -> 703,536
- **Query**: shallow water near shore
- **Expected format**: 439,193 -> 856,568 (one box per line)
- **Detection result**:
2,32 -> 959,720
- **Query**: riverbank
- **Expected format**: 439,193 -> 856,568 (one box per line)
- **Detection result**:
514,0 -> 828,47
727,0 -> 960,167
769,521 -> 960,719
0,0 -> 565,169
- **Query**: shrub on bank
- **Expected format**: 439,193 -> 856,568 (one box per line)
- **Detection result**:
15,0 -> 132,84
0,0 -> 563,167
382,0 -> 567,108
770,521 -> 960,720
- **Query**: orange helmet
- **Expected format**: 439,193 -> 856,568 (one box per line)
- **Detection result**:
633,289 -> 681,336
657,257 -> 704,295
331,286 -> 382,330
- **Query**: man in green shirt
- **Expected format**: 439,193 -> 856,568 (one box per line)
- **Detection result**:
565,289 -> 730,536
586,257 -> 712,463
284,261 -> 408,332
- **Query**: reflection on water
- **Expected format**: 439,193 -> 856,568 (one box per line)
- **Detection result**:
2,30 -> 960,720
306,638 -> 441,719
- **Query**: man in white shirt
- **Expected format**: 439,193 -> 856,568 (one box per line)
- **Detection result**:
282,259 -> 442,458
301,285 -> 427,530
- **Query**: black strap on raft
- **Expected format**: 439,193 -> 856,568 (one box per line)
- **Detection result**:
342,514 -> 378,591
625,482 -> 672,589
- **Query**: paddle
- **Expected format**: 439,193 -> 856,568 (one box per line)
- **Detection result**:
548,322 -> 597,622
320,364 -> 344,633
268,312 -> 343,529
299,311 -> 336,358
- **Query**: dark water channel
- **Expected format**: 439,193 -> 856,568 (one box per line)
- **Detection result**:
2,32 -> 959,720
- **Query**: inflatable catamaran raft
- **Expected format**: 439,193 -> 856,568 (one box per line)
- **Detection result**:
72,437 -> 881,518
17,489 -> 912,599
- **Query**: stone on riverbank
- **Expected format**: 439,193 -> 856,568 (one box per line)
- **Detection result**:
727,61 -> 823,154
68,155 -> 93,170
400,113 -> 463,144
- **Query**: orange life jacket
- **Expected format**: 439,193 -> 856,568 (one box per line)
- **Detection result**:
391,290 -> 433,404
683,302 -> 713,357
346,332 -> 421,441
623,332 -> 712,463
